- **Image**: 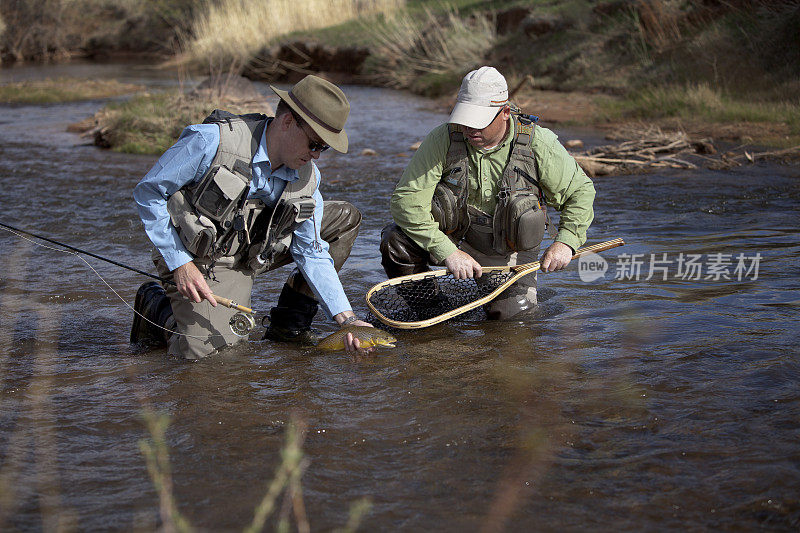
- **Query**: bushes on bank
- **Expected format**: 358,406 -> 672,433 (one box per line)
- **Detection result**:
0,0 -> 198,64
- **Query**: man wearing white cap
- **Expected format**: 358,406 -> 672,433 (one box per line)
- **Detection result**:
381,66 -> 595,318
132,75 -> 374,358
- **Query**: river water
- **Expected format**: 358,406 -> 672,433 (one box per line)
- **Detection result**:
0,63 -> 798,531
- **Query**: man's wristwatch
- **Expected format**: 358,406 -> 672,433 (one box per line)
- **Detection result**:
341,315 -> 359,326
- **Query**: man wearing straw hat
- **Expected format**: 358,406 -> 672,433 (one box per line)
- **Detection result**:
381,66 -> 595,319
132,75 -> 373,359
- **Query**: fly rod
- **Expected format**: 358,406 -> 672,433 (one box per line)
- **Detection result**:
0,221 -> 253,314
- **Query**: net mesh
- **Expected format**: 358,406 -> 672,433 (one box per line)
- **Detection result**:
366,268 -> 517,326
366,240 -> 624,328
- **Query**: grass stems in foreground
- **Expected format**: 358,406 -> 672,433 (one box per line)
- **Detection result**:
139,410 -> 192,533
138,412 -> 372,532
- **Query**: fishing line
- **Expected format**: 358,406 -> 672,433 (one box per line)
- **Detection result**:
0,224 -> 228,342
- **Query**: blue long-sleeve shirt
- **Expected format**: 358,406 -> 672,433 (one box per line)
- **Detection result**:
133,121 -> 352,319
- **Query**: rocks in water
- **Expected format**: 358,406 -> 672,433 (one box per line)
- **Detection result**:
574,156 -> 616,177
563,139 -> 585,150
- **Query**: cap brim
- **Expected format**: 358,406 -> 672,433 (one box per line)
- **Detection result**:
448,102 -> 500,129
271,85 -> 349,153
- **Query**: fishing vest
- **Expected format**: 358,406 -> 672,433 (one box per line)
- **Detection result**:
430,114 -> 554,256
167,110 -> 317,274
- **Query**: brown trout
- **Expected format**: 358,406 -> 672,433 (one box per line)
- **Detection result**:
316,326 -> 397,351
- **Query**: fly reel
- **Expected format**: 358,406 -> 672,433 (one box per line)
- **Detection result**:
229,312 -> 256,337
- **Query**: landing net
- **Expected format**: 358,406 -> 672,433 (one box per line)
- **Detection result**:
366,238 -> 625,329
366,268 -> 518,327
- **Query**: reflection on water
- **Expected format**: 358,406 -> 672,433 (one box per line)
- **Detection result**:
0,63 -> 799,531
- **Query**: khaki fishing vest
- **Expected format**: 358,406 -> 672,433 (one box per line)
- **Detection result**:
167,112 -> 317,274
431,115 -> 553,256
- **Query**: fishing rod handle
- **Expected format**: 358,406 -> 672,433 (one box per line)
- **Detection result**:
212,295 -> 253,315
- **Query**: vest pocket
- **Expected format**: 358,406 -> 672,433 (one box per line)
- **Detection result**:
431,183 -> 458,234
503,194 -> 545,253
167,191 -> 218,258
194,165 -> 248,224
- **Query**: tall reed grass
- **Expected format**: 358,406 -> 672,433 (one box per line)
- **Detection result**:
362,4 -> 496,95
184,0 -> 404,67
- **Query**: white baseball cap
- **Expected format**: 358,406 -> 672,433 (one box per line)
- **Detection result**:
448,66 -> 509,129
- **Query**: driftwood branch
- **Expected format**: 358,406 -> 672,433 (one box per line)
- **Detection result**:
567,126 -> 800,177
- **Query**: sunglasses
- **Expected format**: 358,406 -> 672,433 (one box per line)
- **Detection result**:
292,111 -> 330,153
306,135 -> 330,153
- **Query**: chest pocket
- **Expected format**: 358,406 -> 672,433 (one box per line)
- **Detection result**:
193,165 -> 249,228
499,192 -> 546,253
431,164 -> 466,235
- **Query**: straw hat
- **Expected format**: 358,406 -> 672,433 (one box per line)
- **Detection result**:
270,75 -> 350,153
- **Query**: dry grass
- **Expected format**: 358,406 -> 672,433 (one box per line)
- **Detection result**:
183,0 -> 404,68
606,83 -> 800,135
138,409 -> 192,533
75,72 -> 274,155
0,240 -> 79,531
137,412 -> 371,533
0,78 -> 143,104
362,4 -> 496,95
0,0 -> 205,64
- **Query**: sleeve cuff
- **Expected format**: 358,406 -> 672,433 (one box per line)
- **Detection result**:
162,249 -> 194,272
555,229 -> 583,253
429,240 -> 459,264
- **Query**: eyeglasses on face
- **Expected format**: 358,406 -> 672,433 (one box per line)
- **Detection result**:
291,111 -> 330,153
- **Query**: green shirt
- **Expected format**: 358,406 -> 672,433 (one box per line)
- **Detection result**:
390,120 -> 596,262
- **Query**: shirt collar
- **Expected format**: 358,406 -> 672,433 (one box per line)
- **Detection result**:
252,117 -> 299,182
